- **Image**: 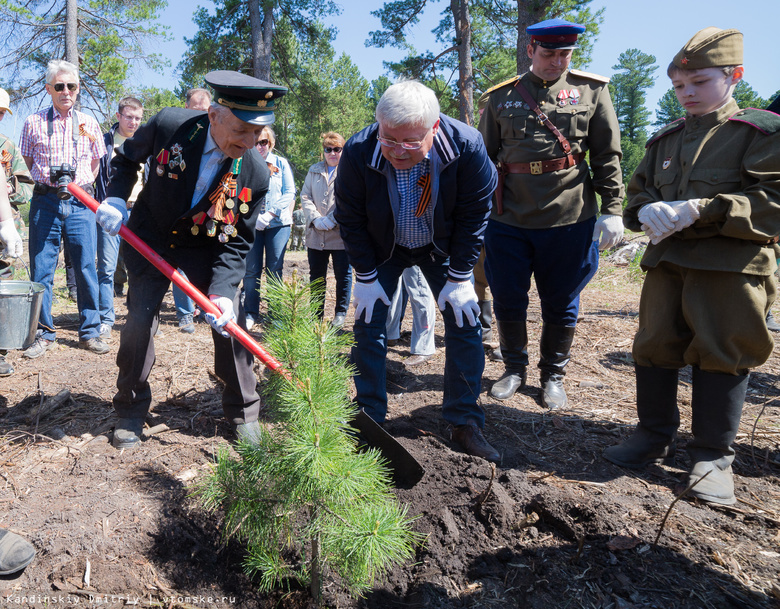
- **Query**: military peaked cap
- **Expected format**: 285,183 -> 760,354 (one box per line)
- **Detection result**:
205,70 -> 288,126
527,18 -> 585,50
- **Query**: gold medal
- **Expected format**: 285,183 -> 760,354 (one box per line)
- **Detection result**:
239,203 -> 249,214
206,220 -> 216,237
225,198 -> 234,210
191,225 -> 199,235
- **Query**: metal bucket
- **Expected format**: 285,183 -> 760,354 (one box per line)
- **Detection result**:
0,280 -> 45,350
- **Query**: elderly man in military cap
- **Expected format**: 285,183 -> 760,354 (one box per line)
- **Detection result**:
478,18 -> 624,409
96,71 -> 287,449
604,28 -> 780,505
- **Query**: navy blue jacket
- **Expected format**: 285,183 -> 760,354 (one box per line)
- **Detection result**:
333,114 -> 496,283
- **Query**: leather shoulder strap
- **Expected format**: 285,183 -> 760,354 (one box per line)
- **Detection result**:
512,80 -> 573,159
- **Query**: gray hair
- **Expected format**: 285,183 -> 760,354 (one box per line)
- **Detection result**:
375,80 -> 439,129
45,59 -> 79,84
186,88 -> 212,105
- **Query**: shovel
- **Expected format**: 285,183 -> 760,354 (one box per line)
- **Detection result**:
67,183 -> 425,487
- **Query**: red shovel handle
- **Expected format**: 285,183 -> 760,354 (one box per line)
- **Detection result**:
68,182 -> 287,376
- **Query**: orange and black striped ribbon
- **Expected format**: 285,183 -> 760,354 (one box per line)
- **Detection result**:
78,124 -> 96,144
208,173 -> 237,222
415,173 -> 431,218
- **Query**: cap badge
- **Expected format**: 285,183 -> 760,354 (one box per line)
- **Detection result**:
681,57 -> 689,65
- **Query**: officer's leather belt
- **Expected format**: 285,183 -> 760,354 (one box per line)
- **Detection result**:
495,152 -> 585,214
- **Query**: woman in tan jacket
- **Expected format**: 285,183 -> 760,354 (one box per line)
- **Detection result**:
302,132 -> 352,327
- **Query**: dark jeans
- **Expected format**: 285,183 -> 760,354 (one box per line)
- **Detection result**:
307,248 -> 353,317
352,245 -> 485,427
485,217 -> 599,325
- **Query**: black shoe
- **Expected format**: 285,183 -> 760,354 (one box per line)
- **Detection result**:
234,420 -> 262,446
112,418 -> 144,449
331,313 -> 347,328
114,284 -> 126,298
0,529 -> 36,575
541,375 -> 568,410
452,421 -> 500,462
490,369 -> 526,400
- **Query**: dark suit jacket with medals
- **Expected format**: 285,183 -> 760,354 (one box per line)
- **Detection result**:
107,107 -> 270,299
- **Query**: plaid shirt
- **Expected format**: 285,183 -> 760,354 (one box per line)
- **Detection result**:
394,156 -> 433,249
20,106 -> 106,186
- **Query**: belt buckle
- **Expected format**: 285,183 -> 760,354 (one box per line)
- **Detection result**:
530,161 -> 543,175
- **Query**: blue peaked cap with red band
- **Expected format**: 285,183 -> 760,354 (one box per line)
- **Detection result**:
527,18 -> 585,50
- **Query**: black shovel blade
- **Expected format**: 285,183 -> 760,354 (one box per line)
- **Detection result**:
352,409 -> 425,488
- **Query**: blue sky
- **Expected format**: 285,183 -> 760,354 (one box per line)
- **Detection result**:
138,0 -> 777,114
3,0 -> 777,140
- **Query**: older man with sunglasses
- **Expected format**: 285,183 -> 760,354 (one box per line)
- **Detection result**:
334,80 -> 500,463
20,59 -> 108,359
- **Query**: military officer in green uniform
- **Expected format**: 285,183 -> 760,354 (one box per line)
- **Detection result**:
478,18 -> 624,409
603,27 -> 780,506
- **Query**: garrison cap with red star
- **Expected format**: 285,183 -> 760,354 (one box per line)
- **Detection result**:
204,70 -> 288,126
527,18 -> 586,50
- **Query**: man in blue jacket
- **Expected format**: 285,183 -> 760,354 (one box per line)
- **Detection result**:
334,80 -> 500,462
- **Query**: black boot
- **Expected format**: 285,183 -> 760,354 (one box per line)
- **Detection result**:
489,320 -> 528,400
478,300 -> 494,344
538,324 -> 576,410
687,367 -> 748,506
603,365 -> 679,468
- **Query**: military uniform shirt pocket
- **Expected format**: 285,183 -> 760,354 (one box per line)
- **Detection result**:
554,105 -> 590,140
498,108 -> 530,141
653,169 -> 678,202
688,167 -> 741,195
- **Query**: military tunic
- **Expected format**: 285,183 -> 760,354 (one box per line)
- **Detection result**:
0,132 -> 32,209
479,69 -> 624,229
625,99 -> 780,374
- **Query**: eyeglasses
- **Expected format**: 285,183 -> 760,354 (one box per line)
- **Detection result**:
376,134 -> 426,150
324,147 -> 342,154
52,83 -> 78,92
256,139 -> 270,147
120,114 -> 142,122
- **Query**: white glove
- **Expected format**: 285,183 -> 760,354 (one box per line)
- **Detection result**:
352,280 -> 390,323
637,202 -> 678,236
437,280 -> 480,328
96,197 -> 128,236
204,295 -> 235,338
592,214 -> 624,251
0,219 -> 23,258
255,211 -> 274,231
313,216 -> 335,231
642,199 -> 701,245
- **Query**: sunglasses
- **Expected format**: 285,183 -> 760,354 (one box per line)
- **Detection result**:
52,82 -> 78,92
324,147 -> 342,154
256,139 -> 270,147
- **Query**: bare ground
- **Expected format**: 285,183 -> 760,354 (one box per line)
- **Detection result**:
1,246 -> 780,609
